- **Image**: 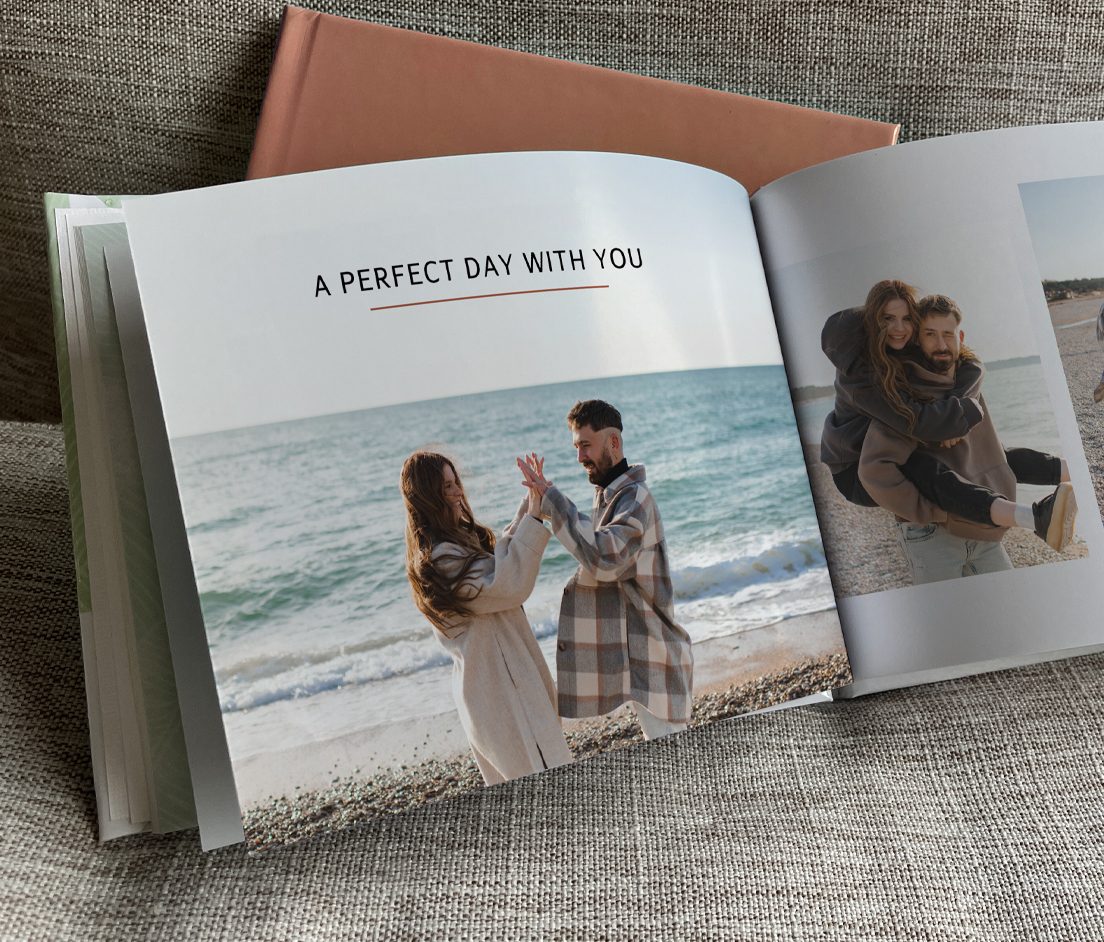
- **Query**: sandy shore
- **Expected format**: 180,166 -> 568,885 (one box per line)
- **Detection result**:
1049,294 -> 1104,521
239,611 -> 849,851
803,442 -> 1088,600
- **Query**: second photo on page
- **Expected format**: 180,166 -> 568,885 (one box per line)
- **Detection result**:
781,225 -> 1085,599
1020,173 -> 1104,524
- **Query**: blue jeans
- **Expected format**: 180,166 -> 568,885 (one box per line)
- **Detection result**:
895,522 -> 1013,584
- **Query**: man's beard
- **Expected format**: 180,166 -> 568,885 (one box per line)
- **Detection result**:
922,351 -> 956,374
582,445 -> 615,484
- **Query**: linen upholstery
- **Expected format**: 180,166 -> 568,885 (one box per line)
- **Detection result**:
3,2 -> 1104,938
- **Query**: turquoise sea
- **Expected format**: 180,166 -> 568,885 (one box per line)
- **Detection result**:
170,366 -> 835,717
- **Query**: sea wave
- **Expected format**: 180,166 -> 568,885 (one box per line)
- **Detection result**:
215,531 -> 831,714
216,635 -> 454,712
672,536 -> 825,602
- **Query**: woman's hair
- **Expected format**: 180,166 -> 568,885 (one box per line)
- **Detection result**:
401,451 -> 496,632
860,279 -> 922,432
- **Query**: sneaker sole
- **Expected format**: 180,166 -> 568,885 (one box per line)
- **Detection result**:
1046,482 -> 1077,553
1095,383 -> 1104,403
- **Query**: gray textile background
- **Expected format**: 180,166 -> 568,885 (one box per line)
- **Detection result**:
3,1 -> 1104,938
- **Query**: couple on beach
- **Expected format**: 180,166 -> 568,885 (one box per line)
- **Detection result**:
822,280 -> 1078,584
400,399 -> 694,786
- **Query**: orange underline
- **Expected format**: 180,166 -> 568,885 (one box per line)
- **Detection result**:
370,284 -> 610,311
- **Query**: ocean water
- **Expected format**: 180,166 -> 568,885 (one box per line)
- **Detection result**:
171,366 -> 835,720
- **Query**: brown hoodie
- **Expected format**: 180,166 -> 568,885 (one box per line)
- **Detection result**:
857,357 -> 1016,542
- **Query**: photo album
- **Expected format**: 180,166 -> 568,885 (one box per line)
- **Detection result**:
45,11 -> 1104,854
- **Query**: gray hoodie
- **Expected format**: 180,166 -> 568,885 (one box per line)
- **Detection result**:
819,307 -> 985,474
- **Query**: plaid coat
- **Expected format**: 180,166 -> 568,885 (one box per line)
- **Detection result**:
541,464 -> 693,722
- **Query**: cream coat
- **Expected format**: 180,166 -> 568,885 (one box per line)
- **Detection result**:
431,502 -> 573,785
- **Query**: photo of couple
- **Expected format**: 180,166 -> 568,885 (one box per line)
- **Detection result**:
787,266 -> 1086,598
126,149 -> 851,849
176,362 -> 848,849
401,399 -> 692,786
820,280 -> 1077,585
1019,173 -> 1104,524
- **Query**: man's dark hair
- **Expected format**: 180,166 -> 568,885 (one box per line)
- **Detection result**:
915,293 -> 978,364
916,294 -> 963,325
566,399 -> 623,432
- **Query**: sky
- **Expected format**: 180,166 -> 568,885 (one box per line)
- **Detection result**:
124,151 -> 781,439
1019,175 -> 1104,281
771,222 -> 1050,390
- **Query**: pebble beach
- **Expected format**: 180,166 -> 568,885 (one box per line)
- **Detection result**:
242,650 -> 851,852
1049,294 -> 1104,521
805,442 -> 1087,600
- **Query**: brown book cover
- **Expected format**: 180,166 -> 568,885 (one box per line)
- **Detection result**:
247,7 -> 898,194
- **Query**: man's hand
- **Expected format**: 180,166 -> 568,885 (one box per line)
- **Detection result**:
937,437 -> 964,448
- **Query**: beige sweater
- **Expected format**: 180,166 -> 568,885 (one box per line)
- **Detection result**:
857,359 -> 1016,542
431,502 -> 572,785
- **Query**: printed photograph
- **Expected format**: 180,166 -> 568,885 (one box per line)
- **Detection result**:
173,366 -> 846,849
775,228 -> 1087,599
126,152 -> 853,850
1020,174 -> 1104,522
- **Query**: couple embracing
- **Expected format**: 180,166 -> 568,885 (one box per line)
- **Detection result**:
822,280 -> 1077,583
400,399 -> 693,786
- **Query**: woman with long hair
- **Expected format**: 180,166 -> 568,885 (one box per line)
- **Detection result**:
401,451 -> 572,785
820,280 -> 1074,550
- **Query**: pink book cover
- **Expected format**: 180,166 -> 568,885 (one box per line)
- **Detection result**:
247,7 -> 898,194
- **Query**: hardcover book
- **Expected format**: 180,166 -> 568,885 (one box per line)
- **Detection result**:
246,7 -> 899,192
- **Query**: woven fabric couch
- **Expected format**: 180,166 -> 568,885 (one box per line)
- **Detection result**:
3,3 -> 1103,938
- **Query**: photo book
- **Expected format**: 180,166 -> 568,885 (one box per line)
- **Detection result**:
44,14 -> 1104,855
245,7 -> 899,188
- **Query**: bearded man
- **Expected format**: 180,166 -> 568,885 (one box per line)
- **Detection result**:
518,399 -> 693,739
859,294 -> 1076,584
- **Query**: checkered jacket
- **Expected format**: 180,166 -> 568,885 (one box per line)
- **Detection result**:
541,464 -> 693,722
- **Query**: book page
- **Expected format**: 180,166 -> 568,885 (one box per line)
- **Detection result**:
752,122 -> 1104,694
79,222 -> 196,835
105,238 -> 242,850
45,201 -> 197,838
122,150 -> 849,850
50,203 -> 139,836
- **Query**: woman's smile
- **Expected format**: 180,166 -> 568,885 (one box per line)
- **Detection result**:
881,297 -> 914,350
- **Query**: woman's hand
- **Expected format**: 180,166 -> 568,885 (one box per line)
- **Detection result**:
526,485 -> 543,519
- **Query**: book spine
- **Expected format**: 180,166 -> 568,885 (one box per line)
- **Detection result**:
246,6 -> 322,180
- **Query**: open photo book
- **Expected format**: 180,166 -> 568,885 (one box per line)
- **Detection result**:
47,121 -> 1104,852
